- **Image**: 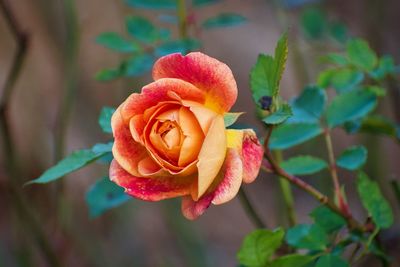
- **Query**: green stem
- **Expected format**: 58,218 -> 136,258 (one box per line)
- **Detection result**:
238,188 -> 267,228
323,128 -> 341,194
177,0 -> 187,39
273,150 -> 297,227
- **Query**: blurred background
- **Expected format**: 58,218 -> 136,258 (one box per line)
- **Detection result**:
0,0 -> 400,266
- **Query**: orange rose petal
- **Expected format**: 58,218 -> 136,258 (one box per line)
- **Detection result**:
120,78 -> 205,120
196,115 -> 226,198
129,114 -> 146,143
163,127 -> 181,148
242,129 -> 264,183
211,148 -> 243,205
111,107 -> 148,176
110,160 -> 194,201
152,52 -> 238,113
137,156 -> 165,177
178,107 -> 204,167
188,105 -> 217,135
181,193 -> 214,220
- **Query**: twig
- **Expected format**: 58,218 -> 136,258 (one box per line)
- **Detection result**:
264,127 -> 365,231
238,188 -> 267,228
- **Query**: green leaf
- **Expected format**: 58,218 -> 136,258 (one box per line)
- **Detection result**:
286,224 -> 329,251
125,0 -> 176,9
126,16 -> 159,43
357,172 -> 394,229
224,112 -> 243,127
320,53 -> 348,66
336,146 -> 367,170
237,228 -> 285,267
317,69 -> 335,88
95,68 -> 121,82
269,123 -> 323,150
315,254 -> 349,267
365,85 -> 386,97
95,32 -> 140,53
98,107 -> 115,134
301,8 -> 326,39
202,13 -> 247,29
26,143 -> 113,185
330,68 -> 364,93
155,38 -> 201,57
310,206 -> 346,234
287,86 -> 326,123
329,21 -> 348,43
280,155 -> 327,175
358,115 -> 399,138
370,55 -> 396,80
86,177 -> 130,218
122,53 -> 154,77
262,104 -> 292,125
269,254 -> 315,267
346,39 -> 378,71
326,89 -> 377,128
250,33 -> 288,105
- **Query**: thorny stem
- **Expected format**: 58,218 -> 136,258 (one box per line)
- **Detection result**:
238,188 -> 267,229
264,127 -> 365,231
0,1 -> 61,266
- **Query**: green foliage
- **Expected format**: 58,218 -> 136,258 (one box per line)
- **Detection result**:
301,8 -> 326,39
125,0 -> 177,9
336,145 -> 367,170
370,55 -> 396,80
310,206 -> 346,234
315,254 -> 349,267
237,228 -> 284,267
326,89 -> 377,128
320,53 -> 348,66
269,254 -> 314,267
155,39 -> 201,57
98,107 -> 115,134
346,39 -> 378,71
357,172 -> 394,229
202,13 -> 247,29
193,0 -> 220,6
224,112 -> 243,127
126,16 -> 159,44
250,33 -> 288,106
329,21 -> 348,43
287,86 -> 326,123
280,155 -> 327,175
122,53 -> 154,76
27,143 -> 113,185
286,224 -> 329,251
86,177 -> 130,218
96,32 -> 140,53
262,104 -> 292,125
347,115 -> 400,141
269,123 -> 323,150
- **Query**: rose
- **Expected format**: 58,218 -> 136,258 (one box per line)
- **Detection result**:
110,52 -> 263,219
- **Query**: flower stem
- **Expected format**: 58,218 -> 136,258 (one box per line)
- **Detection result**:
238,188 -> 267,228
323,128 -> 340,193
273,150 -> 297,227
264,127 -> 364,231
177,0 -> 188,39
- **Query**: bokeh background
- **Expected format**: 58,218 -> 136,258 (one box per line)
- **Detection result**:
1,0 -> 400,266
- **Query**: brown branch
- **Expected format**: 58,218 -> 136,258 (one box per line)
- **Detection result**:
263,127 -> 365,231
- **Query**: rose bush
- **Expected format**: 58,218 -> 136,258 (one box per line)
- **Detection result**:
110,52 -> 263,219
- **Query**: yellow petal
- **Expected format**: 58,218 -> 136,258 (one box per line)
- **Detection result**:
226,129 -> 244,149
196,115 -> 226,198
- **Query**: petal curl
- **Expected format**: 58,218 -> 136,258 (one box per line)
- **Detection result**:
196,115 -> 227,199
110,160 -> 194,201
112,108 -> 148,176
120,78 -> 205,121
181,193 -> 214,220
242,130 -> 264,183
152,52 -> 238,113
